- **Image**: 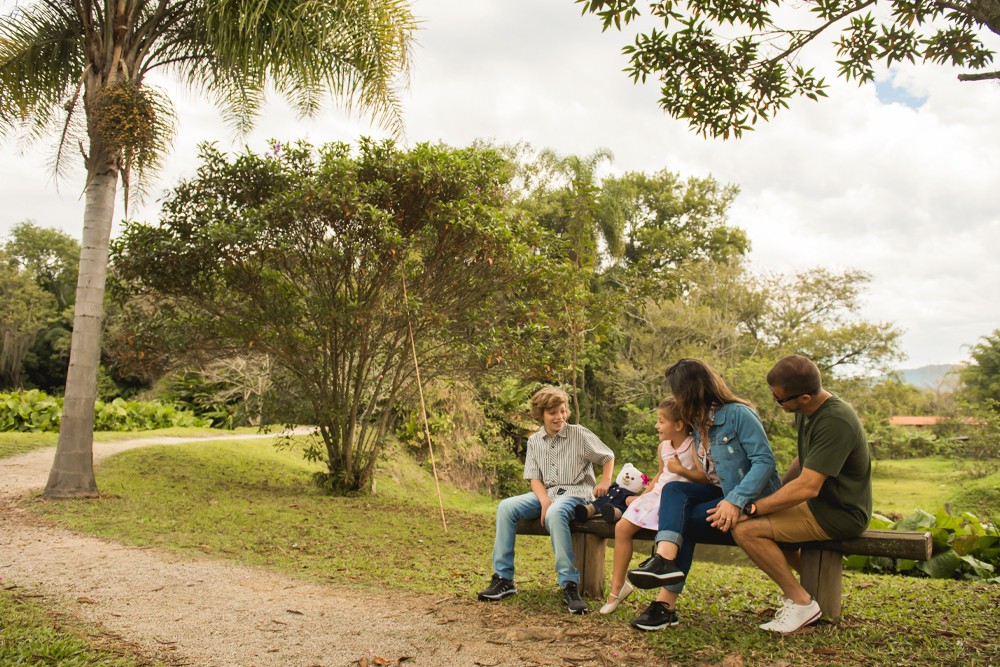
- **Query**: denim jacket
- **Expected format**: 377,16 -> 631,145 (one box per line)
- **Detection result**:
694,402 -> 781,510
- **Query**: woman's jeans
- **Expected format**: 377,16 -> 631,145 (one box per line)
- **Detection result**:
655,481 -> 734,593
492,492 -> 588,587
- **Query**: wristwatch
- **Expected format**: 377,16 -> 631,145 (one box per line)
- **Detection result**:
743,502 -> 758,517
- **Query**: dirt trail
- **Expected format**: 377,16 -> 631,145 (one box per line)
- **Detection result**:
0,434 -> 656,667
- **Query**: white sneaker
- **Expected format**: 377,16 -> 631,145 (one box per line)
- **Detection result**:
599,580 -> 634,614
759,598 -> 822,634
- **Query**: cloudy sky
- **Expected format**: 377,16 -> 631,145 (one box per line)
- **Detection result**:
2,0 -> 998,369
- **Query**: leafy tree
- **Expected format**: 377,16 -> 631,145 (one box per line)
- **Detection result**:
528,148 -> 625,269
0,250 -> 57,388
3,222 -> 80,392
611,170 -> 748,275
112,140 -> 551,494
605,262 -> 904,453
0,1 -> 415,498
4,221 -> 79,312
577,0 -> 1000,137
961,329 -> 1000,409
755,268 -> 904,374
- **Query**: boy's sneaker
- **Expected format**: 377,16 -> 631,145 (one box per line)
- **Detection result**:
630,601 -> 680,631
626,554 -> 685,589
759,598 -> 822,634
477,574 -> 517,601
562,582 -> 588,614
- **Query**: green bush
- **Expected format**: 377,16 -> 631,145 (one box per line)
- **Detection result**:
0,390 -> 210,432
0,389 -> 61,431
845,509 -> 1000,583
868,424 -> 946,459
160,371 -> 241,428
93,397 -> 210,431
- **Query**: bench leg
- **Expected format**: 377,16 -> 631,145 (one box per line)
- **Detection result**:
800,548 -> 843,620
571,533 -> 608,598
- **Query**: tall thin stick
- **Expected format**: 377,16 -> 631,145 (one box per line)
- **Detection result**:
401,273 -> 448,533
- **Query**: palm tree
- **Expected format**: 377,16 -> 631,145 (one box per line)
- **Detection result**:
0,1 -> 415,498
536,147 -> 624,270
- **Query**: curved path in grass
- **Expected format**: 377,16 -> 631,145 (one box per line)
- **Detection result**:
0,432 -> 652,667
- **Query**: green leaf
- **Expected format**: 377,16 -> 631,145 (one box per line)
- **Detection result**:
958,554 -> 995,579
929,526 -> 953,551
843,554 -> 868,570
917,550 -> 960,578
934,509 -> 961,531
895,509 -> 935,531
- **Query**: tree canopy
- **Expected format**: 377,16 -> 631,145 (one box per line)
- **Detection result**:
962,329 -> 1000,409
112,139 -> 552,493
1,222 -> 79,392
0,247 -> 55,388
577,0 -> 1000,137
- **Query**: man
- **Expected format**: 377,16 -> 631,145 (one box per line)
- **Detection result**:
477,386 -> 614,614
732,354 -> 872,634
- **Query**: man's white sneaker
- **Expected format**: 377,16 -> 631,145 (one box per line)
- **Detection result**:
759,598 -> 821,634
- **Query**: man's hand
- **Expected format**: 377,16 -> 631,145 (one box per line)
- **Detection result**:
706,500 -> 741,533
593,480 -> 611,498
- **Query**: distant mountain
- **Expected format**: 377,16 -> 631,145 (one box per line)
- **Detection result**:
896,364 -> 963,391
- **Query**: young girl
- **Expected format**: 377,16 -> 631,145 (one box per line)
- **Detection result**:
600,397 -> 708,614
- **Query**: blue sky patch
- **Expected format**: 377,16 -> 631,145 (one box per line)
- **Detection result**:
875,80 -> 928,108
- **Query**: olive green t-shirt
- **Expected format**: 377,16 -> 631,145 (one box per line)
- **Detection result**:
797,395 -> 872,538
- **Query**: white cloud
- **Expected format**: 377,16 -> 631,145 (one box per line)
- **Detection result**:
2,0 -> 997,369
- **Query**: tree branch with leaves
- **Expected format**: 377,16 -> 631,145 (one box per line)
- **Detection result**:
577,0 -> 999,137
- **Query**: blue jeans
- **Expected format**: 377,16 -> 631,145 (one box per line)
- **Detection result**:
655,481 -> 735,593
492,492 -> 588,586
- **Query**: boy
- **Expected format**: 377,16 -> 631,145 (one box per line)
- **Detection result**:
477,386 -> 614,614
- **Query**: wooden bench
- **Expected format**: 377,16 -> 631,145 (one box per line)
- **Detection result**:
515,518 -> 932,619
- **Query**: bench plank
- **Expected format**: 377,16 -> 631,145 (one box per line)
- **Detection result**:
516,520 -> 931,560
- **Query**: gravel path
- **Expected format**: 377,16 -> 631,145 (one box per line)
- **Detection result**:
0,434 -> 658,667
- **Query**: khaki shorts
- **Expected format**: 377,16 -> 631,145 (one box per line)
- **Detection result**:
765,502 -> 831,543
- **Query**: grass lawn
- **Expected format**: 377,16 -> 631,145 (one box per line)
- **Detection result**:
0,588 -> 164,666
872,456 -> 1000,518
20,435 -> 1000,667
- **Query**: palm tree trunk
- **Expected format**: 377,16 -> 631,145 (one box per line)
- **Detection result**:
44,147 -> 119,499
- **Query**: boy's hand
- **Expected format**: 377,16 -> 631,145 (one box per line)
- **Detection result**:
593,480 -> 610,497
539,497 -> 552,527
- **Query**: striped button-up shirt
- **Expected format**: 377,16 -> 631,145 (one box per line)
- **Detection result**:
523,423 -> 614,501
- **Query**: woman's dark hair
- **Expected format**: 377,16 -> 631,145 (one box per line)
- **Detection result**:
664,358 -> 751,433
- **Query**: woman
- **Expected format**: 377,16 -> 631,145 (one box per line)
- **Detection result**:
625,358 -> 781,632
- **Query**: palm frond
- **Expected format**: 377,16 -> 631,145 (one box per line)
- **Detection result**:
153,0 -> 416,136
0,1 -> 85,139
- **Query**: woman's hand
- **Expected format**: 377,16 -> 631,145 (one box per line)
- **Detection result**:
707,500 -> 741,533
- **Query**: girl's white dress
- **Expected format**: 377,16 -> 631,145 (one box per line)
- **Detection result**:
620,436 -> 697,530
